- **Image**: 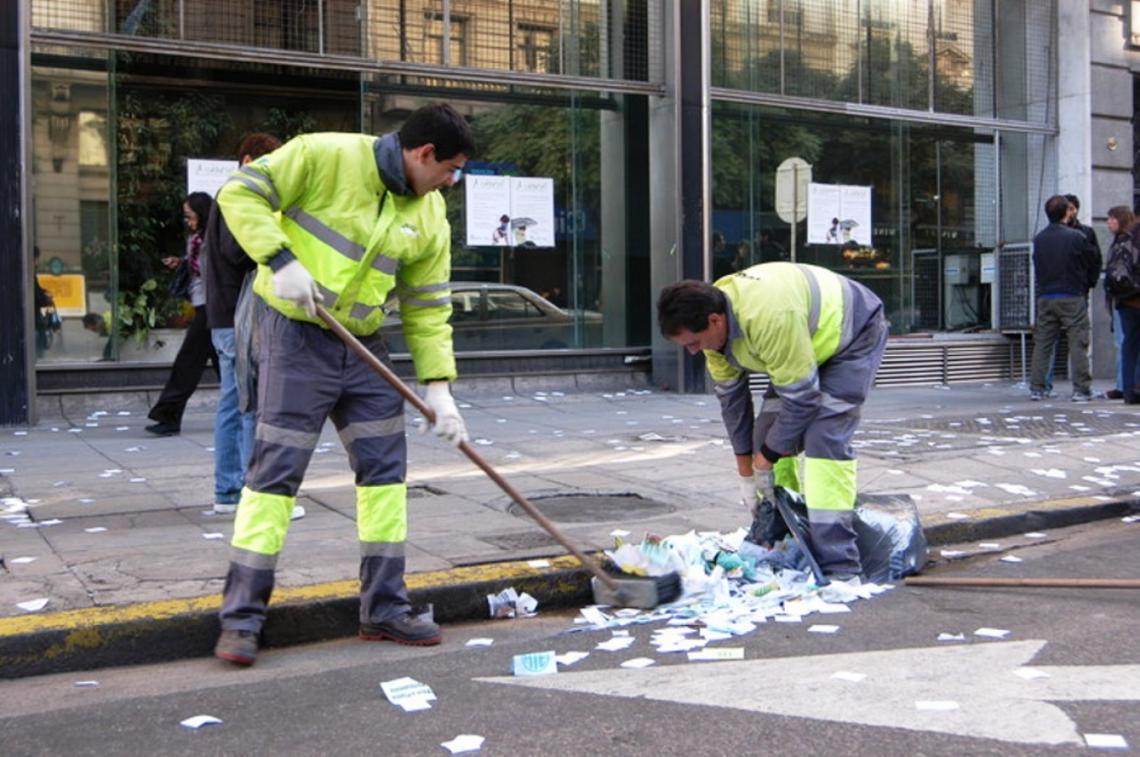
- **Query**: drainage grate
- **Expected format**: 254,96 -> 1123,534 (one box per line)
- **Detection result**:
481,531 -> 561,550
507,493 -> 675,523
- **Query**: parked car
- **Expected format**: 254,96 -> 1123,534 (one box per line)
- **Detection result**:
380,282 -> 603,353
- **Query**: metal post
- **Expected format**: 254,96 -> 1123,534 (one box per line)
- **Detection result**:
442,0 -> 451,67
1,0 -> 33,425
790,164 -> 798,262
179,0 -> 185,39
318,0 -> 324,55
927,0 -> 935,111
856,0 -> 862,103
778,0 -> 785,94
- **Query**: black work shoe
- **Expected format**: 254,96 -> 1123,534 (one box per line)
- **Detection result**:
1107,389 -> 1124,400
360,613 -> 442,646
214,629 -> 258,666
145,421 -> 180,436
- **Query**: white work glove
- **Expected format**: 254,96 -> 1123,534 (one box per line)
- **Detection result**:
738,469 -> 776,512
273,259 -> 323,318
424,382 -> 468,445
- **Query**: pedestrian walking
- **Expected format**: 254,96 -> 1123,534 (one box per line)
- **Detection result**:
201,133 -> 293,517
212,104 -> 475,666
145,192 -> 219,435
1028,195 -> 1101,402
657,262 -> 889,581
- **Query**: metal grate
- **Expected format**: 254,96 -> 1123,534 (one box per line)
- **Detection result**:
997,242 -> 1033,331
34,0 -> 656,84
747,334 -> 1019,392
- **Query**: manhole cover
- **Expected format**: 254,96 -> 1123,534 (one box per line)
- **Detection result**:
507,493 -> 675,523
482,532 -> 561,550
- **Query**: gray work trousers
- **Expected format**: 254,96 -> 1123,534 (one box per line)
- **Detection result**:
1030,296 -> 1091,394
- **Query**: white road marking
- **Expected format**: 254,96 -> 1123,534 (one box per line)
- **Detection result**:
477,640 -> 1140,746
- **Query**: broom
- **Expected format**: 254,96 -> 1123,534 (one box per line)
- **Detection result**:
316,305 -> 682,609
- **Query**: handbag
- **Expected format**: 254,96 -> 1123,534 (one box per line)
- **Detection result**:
168,259 -> 192,301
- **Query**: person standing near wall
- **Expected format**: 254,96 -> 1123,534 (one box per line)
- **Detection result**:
1103,206 -> 1140,404
145,192 -> 219,435
1029,195 -> 1100,402
201,133 -> 295,518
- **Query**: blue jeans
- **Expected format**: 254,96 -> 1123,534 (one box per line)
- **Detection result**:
212,328 -> 256,505
1114,309 -> 1134,392
1118,307 -> 1140,403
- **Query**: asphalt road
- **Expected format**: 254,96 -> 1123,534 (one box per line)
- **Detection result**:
2,519 -> 1138,756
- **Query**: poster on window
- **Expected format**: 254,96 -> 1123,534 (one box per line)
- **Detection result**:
807,183 -> 872,246
187,159 -> 238,199
465,175 -> 555,248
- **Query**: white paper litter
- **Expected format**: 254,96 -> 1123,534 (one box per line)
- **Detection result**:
595,636 -> 637,652
808,624 -> 840,634
440,735 -> 485,754
1024,532 -> 1047,539
554,651 -> 589,666
620,657 -> 657,669
1084,734 -> 1129,749
999,555 -> 1024,563
940,550 -> 966,558
1014,668 -> 1050,680
527,559 -> 551,568
17,598 -> 49,612
73,680 -> 99,687
974,627 -> 1011,639
180,715 -> 222,729
380,677 -> 437,711
465,638 -> 494,647
915,700 -> 960,711
10,556 -> 37,564
937,633 -> 966,642
945,512 -> 970,520
977,542 -> 1000,549
84,527 -> 107,533
202,533 -> 225,540
831,671 -> 866,682
688,647 -> 744,661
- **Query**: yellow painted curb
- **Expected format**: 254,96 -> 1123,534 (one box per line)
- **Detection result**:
0,554 -> 587,638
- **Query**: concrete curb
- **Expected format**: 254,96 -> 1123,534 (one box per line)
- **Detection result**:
2,497 -> 1136,680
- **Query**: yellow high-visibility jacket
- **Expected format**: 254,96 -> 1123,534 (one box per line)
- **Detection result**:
217,131 -> 456,382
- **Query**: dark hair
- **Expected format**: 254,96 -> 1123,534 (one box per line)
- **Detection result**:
1064,194 -> 1080,210
184,192 -> 214,227
1045,195 -> 1070,223
237,132 -> 281,161
82,313 -> 102,329
1108,205 -> 1135,235
399,103 -> 476,160
657,280 -> 727,336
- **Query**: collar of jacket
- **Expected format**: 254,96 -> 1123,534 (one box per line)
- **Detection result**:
374,132 -> 416,197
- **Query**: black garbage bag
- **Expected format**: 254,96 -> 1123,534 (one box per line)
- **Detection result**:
745,488 -> 928,583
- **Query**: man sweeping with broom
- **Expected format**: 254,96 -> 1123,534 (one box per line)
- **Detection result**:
212,104 -> 475,666
657,263 -> 888,582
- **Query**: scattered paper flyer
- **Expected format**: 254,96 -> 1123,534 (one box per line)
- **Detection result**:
527,559 -> 551,569
974,627 -> 1011,639
1024,532 -> 1047,539
74,680 -> 99,687
831,671 -> 866,682
1084,733 -> 1128,749
84,527 -> 107,534
17,598 -> 49,612
620,657 -> 656,669
202,533 -> 225,540
511,651 -> 557,676
1014,668 -> 1050,680
945,512 -> 969,520
380,677 -> 437,711
915,700 -> 960,711
937,633 -> 966,642
1000,555 -> 1024,563
555,651 -> 589,666
595,636 -> 636,652
10,556 -> 36,564
808,624 -> 840,634
180,715 -> 222,729
441,734 -> 484,754
688,647 -> 744,661
465,638 -> 494,647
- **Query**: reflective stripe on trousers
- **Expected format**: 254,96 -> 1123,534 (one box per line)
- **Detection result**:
220,308 -> 411,632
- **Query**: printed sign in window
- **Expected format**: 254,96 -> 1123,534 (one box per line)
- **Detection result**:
807,183 -> 873,246
465,175 -> 555,248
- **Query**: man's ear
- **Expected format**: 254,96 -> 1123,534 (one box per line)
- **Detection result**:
411,143 -> 436,164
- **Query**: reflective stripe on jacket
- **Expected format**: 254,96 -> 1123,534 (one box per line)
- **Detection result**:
705,262 -> 883,457
216,131 -> 456,382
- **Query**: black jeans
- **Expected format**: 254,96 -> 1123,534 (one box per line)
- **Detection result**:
148,305 -> 218,427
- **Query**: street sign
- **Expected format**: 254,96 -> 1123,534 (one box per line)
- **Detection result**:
481,640 -> 1140,746
775,157 -> 812,224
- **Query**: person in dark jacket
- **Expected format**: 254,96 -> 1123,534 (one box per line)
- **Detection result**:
1104,206 -> 1140,404
145,192 -> 219,434
1028,195 -> 1101,402
202,132 -> 286,516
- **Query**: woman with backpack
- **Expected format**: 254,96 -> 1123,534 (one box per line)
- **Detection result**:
1104,205 -> 1140,404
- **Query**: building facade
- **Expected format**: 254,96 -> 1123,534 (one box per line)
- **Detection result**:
1,1 -> 1135,424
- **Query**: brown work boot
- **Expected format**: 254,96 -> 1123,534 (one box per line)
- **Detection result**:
360,612 -> 442,646
214,629 -> 258,666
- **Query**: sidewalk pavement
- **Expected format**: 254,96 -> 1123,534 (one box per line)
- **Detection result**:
2,377 -> 1139,677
